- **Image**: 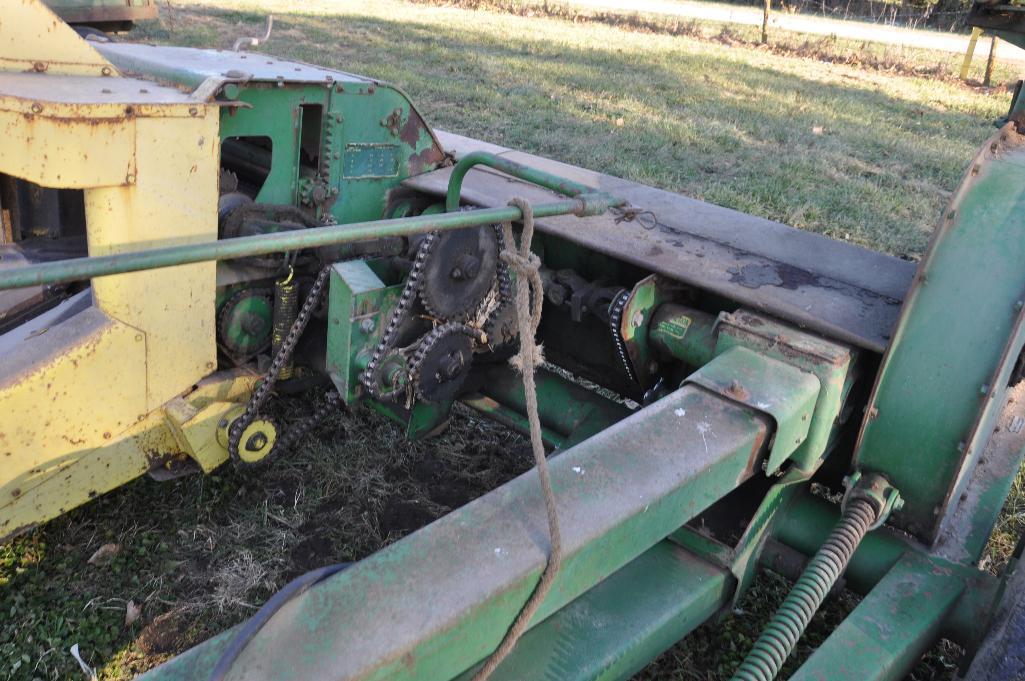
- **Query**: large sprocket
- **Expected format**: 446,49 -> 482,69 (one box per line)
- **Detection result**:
418,227 -> 499,319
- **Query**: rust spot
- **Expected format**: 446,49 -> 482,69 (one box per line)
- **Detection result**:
381,108 -> 402,136
408,144 -> 447,177
725,379 -> 750,402
103,431 -> 111,440
32,61 -> 47,73
10,488 -> 20,498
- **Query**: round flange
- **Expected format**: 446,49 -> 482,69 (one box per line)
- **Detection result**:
233,418 -> 278,466
218,287 -> 273,358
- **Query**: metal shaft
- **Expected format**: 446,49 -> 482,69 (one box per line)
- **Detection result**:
0,196 -> 614,291
444,151 -> 606,212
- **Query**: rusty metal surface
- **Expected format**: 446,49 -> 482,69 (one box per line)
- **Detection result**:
933,381 -> 1025,563
404,131 -> 916,353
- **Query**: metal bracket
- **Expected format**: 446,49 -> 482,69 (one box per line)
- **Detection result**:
685,345 -> 820,475
842,471 -> 903,530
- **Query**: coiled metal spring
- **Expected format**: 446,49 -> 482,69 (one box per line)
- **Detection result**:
730,497 -> 879,681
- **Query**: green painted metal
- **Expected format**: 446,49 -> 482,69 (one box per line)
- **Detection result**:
0,196 -> 615,290
854,125 -> 1025,542
445,151 -> 606,212
218,86 -> 327,208
686,345 -> 820,475
326,258 -> 456,437
774,493 -> 1000,648
934,382 -> 1025,562
790,554 -> 964,681
138,385 -> 770,681
727,470 -> 809,603
216,79 -> 445,223
649,303 -> 718,369
716,310 -> 855,474
454,540 -> 734,681
100,43 -> 447,226
730,479 -> 887,681
326,259 -> 402,403
465,366 -> 632,448
619,275 -> 669,387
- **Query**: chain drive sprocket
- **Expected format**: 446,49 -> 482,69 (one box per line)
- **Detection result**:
410,322 -> 480,403
218,286 -> 273,360
228,265 -> 340,467
419,226 -> 499,319
360,224 -> 511,403
358,232 -> 438,399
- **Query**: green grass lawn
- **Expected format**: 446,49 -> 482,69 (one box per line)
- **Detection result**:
0,1 -> 1018,679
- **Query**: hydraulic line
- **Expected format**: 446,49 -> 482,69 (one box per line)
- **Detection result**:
729,495 -> 881,681
207,561 -> 352,681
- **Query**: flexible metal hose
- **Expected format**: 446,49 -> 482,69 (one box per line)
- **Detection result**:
730,497 -> 879,681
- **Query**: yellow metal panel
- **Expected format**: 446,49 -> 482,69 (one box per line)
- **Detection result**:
0,308 -> 149,536
162,372 -> 261,473
0,103 -> 135,188
87,113 -> 221,411
0,0 -> 118,77
166,400 -> 237,473
0,413 -> 177,540
0,28 -> 224,536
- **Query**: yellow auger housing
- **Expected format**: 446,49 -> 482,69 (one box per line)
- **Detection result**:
0,1 -> 225,538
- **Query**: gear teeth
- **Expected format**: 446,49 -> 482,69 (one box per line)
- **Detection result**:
409,322 -> 478,403
218,286 -> 273,359
417,226 -> 499,320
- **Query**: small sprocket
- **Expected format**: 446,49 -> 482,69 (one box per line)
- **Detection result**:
410,323 -> 475,403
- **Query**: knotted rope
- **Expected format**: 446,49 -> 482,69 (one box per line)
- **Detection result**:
472,198 -> 563,681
